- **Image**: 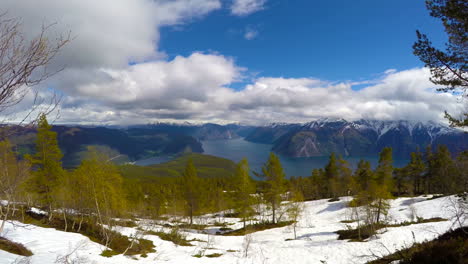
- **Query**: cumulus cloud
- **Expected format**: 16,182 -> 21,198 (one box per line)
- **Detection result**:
1,0 -> 221,68
231,0 -> 267,16
44,66 -> 463,125
1,1 -> 463,126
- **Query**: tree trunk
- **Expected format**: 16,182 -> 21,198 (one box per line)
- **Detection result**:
272,202 -> 276,224
63,210 -> 68,232
0,203 -> 11,235
376,199 -> 382,224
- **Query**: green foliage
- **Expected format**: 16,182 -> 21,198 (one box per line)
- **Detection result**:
261,152 -> 287,224
182,158 -> 199,224
413,0 -> 467,127
205,253 -> 223,258
146,229 -> 192,246
0,237 -> 33,256
27,114 -> 64,213
232,158 -> 256,228
222,221 -> 294,236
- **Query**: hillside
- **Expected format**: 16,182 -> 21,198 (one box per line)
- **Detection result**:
120,153 -> 237,180
0,195 -> 464,264
5,125 -> 203,168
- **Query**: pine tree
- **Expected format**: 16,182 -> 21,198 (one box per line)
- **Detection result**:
27,114 -> 64,218
337,157 -> 353,196
324,153 -> 339,198
310,168 -> 325,199
407,151 -> 426,194
182,158 -> 199,225
233,158 -> 255,229
431,145 -> 457,193
262,152 -> 286,224
373,147 -> 394,223
354,160 -> 374,192
413,0 -> 467,127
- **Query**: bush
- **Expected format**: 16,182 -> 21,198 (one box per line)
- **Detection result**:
21,209 -> 155,256
146,228 -> 193,246
368,227 -> 468,264
0,237 -> 33,256
337,218 -> 448,242
222,221 -> 294,236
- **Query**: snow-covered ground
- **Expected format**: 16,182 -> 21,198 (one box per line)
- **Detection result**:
0,195 -> 465,264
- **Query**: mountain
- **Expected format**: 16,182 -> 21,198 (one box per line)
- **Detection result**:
6,125 -> 203,168
246,118 -> 467,158
137,123 -> 254,141
244,123 -> 301,143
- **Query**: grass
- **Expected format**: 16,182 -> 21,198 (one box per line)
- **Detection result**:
193,252 -> 223,258
340,220 -> 356,223
0,237 -> 33,256
222,221 -> 294,236
337,218 -> 448,242
146,229 -> 193,246
328,198 -> 340,202
368,227 -> 468,264
110,219 -> 138,227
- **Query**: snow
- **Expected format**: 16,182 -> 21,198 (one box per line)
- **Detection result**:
28,208 -> 48,216
0,195 -> 465,264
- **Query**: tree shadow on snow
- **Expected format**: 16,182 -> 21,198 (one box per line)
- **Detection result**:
317,201 -> 347,214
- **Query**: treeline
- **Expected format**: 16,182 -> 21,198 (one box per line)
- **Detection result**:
291,146 -> 468,201
0,115 -> 467,253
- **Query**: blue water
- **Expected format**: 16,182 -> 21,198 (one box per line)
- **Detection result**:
136,138 -> 409,177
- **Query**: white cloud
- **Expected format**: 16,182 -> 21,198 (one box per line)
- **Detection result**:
244,27 -> 259,40
1,1 -> 464,126
42,66 -> 464,125
231,0 -> 267,16
1,0 -> 221,69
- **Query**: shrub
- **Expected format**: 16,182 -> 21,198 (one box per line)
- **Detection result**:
0,237 -> 33,256
146,228 -> 193,246
222,221 -> 294,236
368,227 -> 468,264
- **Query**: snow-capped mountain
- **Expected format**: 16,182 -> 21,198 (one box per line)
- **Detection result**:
246,119 -> 467,158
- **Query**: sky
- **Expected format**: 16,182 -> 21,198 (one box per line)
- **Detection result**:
1,0 -> 465,125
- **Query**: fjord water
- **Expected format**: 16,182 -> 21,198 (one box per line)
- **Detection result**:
135,138 -> 409,177
201,138 -> 409,177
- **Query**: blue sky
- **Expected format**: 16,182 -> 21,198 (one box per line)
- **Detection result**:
159,0 -> 447,85
4,0 -> 462,125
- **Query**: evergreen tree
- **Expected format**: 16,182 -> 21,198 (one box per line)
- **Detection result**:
182,158 -> 199,225
337,157 -> 353,196
454,151 -> 468,193
413,0 -> 467,126
324,153 -> 339,198
27,114 -> 64,218
262,152 -> 286,224
431,145 -> 457,193
310,168 -> 325,199
373,147 -> 394,223
354,160 -> 374,191
233,158 -> 255,228
407,151 -> 426,194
